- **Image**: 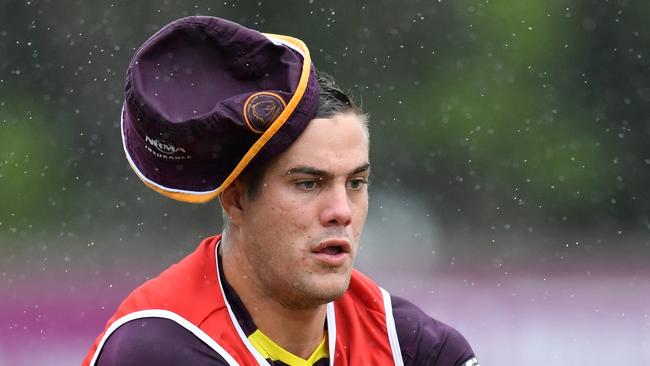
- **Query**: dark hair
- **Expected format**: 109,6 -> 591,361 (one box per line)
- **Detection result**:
314,71 -> 363,119
241,71 -> 365,199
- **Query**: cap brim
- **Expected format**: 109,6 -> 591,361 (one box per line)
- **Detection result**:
121,104 -> 224,203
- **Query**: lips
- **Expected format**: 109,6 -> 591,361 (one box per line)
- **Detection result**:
311,239 -> 351,266
312,239 -> 351,255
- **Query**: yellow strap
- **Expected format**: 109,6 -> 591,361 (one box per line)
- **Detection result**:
248,329 -> 328,366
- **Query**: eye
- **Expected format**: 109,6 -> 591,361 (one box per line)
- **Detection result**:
347,178 -> 368,190
295,179 -> 319,191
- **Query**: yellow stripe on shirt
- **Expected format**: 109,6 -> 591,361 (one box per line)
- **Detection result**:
248,329 -> 328,366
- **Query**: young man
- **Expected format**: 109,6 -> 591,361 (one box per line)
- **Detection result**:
83,16 -> 479,366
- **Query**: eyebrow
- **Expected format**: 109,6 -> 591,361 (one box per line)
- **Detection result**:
287,163 -> 370,178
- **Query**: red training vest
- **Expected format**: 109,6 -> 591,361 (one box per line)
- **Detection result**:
82,235 -> 403,365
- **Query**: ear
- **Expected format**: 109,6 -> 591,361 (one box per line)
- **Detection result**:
219,180 -> 246,226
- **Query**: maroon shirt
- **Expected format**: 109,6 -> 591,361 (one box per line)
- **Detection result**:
96,254 -> 478,366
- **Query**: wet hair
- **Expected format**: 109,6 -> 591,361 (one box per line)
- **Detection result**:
314,71 -> 367,121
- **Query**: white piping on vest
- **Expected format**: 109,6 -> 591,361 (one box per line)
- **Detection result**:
380,287 -> 405,366
214,243 -> 271,366
87,309 -> 240,366
326,302 -> 337,366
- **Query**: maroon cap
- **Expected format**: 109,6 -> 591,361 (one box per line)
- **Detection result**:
121,16 -> 319,203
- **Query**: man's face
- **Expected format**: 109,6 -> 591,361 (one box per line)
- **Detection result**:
238,112 -> 369,309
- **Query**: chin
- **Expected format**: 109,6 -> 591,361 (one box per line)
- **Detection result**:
284,271 -> 353,308
312,274 -> 352,303
301,288 -> 346,307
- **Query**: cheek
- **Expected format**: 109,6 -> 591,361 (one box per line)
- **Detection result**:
252,200 -> 312,245
273,196 -> 313,227
353,191 -> 369,213
352,196 -> 369,236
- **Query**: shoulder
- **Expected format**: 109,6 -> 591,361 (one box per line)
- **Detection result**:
95,317 -> 229,366
109,237 -> 223,324
391,295 -> 478,366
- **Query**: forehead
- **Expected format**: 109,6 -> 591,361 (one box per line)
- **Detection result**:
272,113 -> 369,173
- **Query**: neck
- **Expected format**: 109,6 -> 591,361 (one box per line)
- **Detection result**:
220,237 -> 327,359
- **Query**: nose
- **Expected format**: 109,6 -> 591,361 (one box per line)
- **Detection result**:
319,184 -> 352,227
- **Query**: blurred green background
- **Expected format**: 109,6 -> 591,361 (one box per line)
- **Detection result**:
1,0 -> 648,259
2,1 -> 650,365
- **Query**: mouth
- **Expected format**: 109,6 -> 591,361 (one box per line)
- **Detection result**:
312,239 -> 351,255
311,239 -> 351,266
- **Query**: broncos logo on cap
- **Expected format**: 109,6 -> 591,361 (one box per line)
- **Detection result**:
244,92 -> 287,133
